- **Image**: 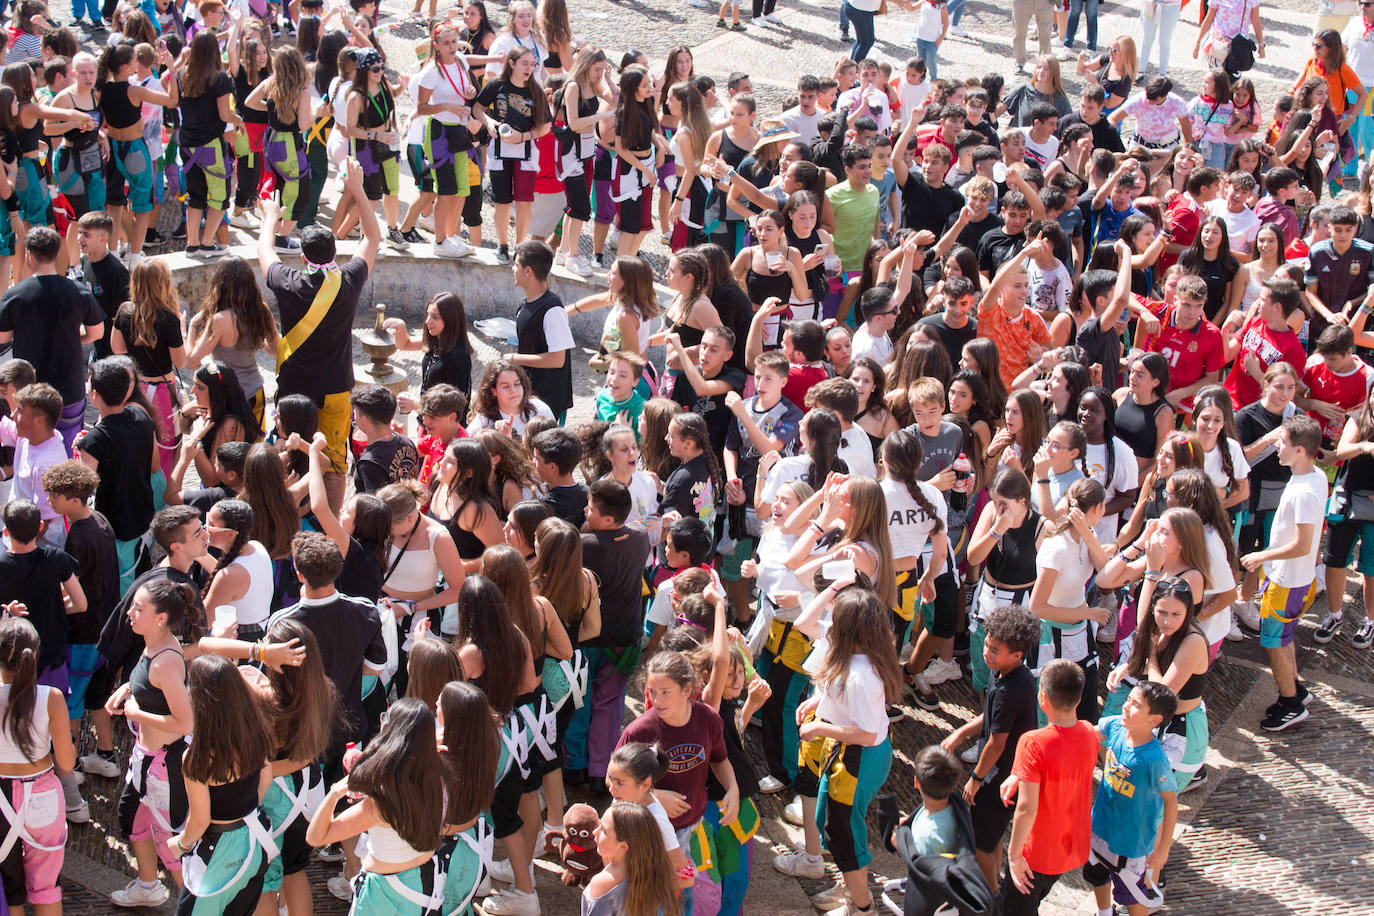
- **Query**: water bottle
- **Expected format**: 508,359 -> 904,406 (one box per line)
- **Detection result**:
342,742 -> 363,800
950,453 -> 971,513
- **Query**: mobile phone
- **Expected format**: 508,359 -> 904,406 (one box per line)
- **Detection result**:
822,558 -> 856,583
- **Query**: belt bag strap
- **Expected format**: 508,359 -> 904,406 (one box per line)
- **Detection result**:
276,269 -> 343,370
182,810 -> 278,899
384,857 -> 445,911
0,772 -> 63,860
445,821 -> 494,916
270,767 -> 323,838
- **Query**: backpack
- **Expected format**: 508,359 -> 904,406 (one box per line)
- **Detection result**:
882,794 -> 994,916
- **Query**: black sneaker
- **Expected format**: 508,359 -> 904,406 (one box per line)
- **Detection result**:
496,245 -> 511,263
283,18 -> 295,34
315,842 -> 345,863
952,630 -> 970,657
173,220 -> 187,239
590,251 -> 605,268
401,227 -> 425,245
184,245 -> 203,257
1260,701 -> 1309,732
885,705 -> 904,723
275,235 -> 302,254
144,228 -> 165,249
1313,612 -> 1342,644
386,227 -> 409,248
1178,765 -> 1208,794
1296,681 -> 1313,706
1354,619 -> 1374,649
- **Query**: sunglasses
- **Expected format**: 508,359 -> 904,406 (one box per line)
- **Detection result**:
1155,576 -> 1193,600
369,65 -> 384,72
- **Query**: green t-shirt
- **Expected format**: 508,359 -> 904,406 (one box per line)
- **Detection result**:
908,804 -> 958,857
595,387 -> 647,436
826,181 -> 880,272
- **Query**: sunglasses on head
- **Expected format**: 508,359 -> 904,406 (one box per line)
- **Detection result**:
1155,576 -> 1193,600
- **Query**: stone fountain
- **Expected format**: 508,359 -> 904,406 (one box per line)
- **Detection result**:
356,302 -> 409,397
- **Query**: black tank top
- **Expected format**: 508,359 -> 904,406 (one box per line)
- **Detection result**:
99,81 -> 142,130
63,92 -> 100,148
16,119 -> 42,155
984,508 -> 1040,587
130,647 -> 184,717
707,698 -> 758,800
359,88 -> 394,130
266,98 -> 301,133
1115,394 -> 1169,460
434,499 -> 488,561
788,227 -> 827,303
745,260 -> 793,307
235,67 -> 269,125
209,770 -> 260,821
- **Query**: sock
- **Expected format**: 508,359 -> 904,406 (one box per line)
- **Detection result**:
543,821 -> 560,832
97,748 -> 116,761
136,878 -> 160,889
1099,908 -> 1114,916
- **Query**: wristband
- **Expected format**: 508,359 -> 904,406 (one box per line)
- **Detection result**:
675,863 -> 696,881
1144,569 -> 1163,581
810,522 -> 825,536
1036,478 -> 1051,485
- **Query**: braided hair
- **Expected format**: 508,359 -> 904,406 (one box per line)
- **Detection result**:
203,499 -> 254,600
669,412 -> 723,502
1079,386 -> 1118,492
880,428 -> 945,535
1193,386 -> 1239,494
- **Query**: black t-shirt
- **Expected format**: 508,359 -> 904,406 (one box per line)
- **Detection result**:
268,259 -> 368,401
422,345 -> 472,400
0,547 -> 76,670
77,406 -> 156,540
1236,401 -> 1290,487
74,253 -> 131,361
976,229 -> 1027,276
1076,316 -> 1123,391
710,285 -> 754,374
97,565 -> 204,671
113,304 -> 183,377
63,511 -> 119,645
900,171 -> 964,237
1057,111 -> 1125,155
917,312 -> 978,365
1188,254 -> 1238,324
184,484 -> 235,516
581,526 -> 651,649
178,71 -> 233,147
352,435 -> 419,495
542,483 -> 589,527
662,454 -> 714,520
980,662 -> 1037,781
669,365 -> 748,455
475,78 -> 536,133
272,594 -> 386,746
947,210 -> 1002,252
0,275 -> 104,404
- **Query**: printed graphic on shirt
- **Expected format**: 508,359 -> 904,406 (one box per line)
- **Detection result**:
665,741 -> 707,776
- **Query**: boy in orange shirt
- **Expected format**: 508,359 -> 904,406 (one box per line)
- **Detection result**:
977,239 -> 1052,390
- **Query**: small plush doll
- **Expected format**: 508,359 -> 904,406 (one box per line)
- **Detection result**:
556,803 -> 604,886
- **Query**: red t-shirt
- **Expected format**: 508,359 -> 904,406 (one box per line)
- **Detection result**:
1011,720 -> 1099,875
784,363 -> 829,413
617,701 -> 726,830
1162,194 -> 1204,271
415,428 -> 470,489
1301,353 -> 1374,441
1139,298 -> 1225,409
915,123 -> 954,155
1223,315 -> 1307,409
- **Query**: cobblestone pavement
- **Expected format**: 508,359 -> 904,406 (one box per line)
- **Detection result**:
50,0 -> 1374,913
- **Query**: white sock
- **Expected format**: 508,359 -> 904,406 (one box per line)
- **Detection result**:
137,878 -> 160,889
1099,908 -> 1114,916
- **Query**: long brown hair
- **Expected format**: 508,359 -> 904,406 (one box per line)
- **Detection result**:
181,29 -> 224,97
609,802 -> 682,916
836,477 -> 897,608
197,256 -> 277,352
438,682 -> 499,826
530,517 -> 591,628
243,444 -> 301,559
482,544 -> 545,657
348,697 -> 448,853
405,636 -> 465,711
1155,507 -> 1212,592
815,587 -> 903,703
472,359 -> 535,423
1123,576 -> 1206,679
0,618 -> 42,761
123,259 -> 181,348
638,398 -> 680,480
473,428 -> 540,498
182,654 -> 274,785
269,47 -> 309,123
613,255 -> 660,321
497,48 -> 551,126
455,574 -> 529,716
262,618 -> 340,764
1167,468 -> 1239,577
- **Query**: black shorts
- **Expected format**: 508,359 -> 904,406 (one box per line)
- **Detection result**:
491,762 -> 526,838
969,778 -> 1014,853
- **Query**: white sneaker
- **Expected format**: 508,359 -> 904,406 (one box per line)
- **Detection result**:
757,774 -> 787,794
327,874 -> 353,901
960,743 -> 980,764
554,249 -> 568,267
921,658 -> 961,686
484,888 -> 541,916
949,24 -> 969,37
435,237 -> 472,258
230,210 -> 260,230
1314,564 -> 1326,594
764,11 -> 783,22
607,227 -> 620,249
782,794 -> 803,826
811,881 -> 851,911
773,849 -> 825,879
78,752 -> 120,778
125,251 -> 146,267
418,213 -> 436,233
489,857 -> 515,884
111,879 -> 169,908
1225,614 -> 1244,642
1233,601 -> 1260,631
567,254 -> 594,277
751,16 -> 765,25
65,799 -> 90,823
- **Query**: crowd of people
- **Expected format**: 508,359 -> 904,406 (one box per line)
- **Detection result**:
0,0 -> 1366,914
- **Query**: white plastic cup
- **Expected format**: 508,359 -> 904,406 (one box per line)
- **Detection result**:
213,605 -> 237,633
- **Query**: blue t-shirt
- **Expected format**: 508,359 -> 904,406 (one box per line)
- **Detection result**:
1090,202 -> 1138,254
1092,716 -> 1177,858
874,168 -> 899,239
908,804 -> 958,857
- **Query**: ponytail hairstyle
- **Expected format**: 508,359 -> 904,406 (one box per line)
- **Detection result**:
1166,468 -> 1239,576
1193,385 -> 1240,494
438,681 -> 499,826
610,741 -> 670,787
881,428 -> 945,535
1049,420 -> 1089,477
801,408 -> 845,491
182,654 -> 274,785
481,544 -> 545,658
405,635 -> 465,712
141,576 -> 203,640
645,649 -> 698,694
454,574 -> 529,716
667,412 -> 723,499
94,43 -> 135,93
262,617 -> 340,765
607,802 -> 682,916
1157,430 -> 1204,479
816,586 -> 903,702
202,498 -> 253,599
669,80 -> 710,161
1047,477 -> 1107,538
0,617 -> 42,760
989,466 -> 1033,509
348,697 -> 448,854
670,249 -> 711,305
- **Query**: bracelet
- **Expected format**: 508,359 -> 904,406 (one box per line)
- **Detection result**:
1036,478 -> 1051,485
811,522 -> 825,536
1144,569 -> 1163,581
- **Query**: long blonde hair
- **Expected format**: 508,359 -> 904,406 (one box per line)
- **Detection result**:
835,477 -> 896,609
503,0 -> 543,45
269,47 -> 309,122
125,259 -> 181,349
669,80 -> 710,162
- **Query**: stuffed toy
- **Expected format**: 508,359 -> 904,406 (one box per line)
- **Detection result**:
556,803 -> 603,886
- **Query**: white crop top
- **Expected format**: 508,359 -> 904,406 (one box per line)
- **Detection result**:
228,543 -> 275,627
0,683 -> 53,765
366,822 -> 433,862
385,542 -> 442,594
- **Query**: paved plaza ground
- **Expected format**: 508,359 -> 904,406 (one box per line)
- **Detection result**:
41,0 -> 1374,912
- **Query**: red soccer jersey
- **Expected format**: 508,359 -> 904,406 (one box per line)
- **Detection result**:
1162,194 -> 1204,271
1224,315 -> 1307,409
1302,353 -> 1374,441
1011,721 -> 1099,876
784,363 -> 829,412
1139,298 -> 1226,409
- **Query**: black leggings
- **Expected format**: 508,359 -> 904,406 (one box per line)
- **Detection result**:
235,152 -> 261,209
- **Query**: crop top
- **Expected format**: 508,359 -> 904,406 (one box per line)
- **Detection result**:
130,647 -> 185,717
385,540 -> 441,593
367,822 -> 433,861
99,81 -> 142,130
0,683 -> 52,765
209,770 -> 260,821
984,508 -> 1041,587
63,93 -> 100,148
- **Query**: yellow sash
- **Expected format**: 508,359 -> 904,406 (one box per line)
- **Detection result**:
276,268 -> 343,370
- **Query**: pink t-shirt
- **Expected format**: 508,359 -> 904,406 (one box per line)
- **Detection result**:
1121,93 -> 1189,142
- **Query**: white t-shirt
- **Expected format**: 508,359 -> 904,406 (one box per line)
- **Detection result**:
1344,16 -> 1374,86
755,525 -> 805,611
782,106 -> 821,146
1023,132 -> 1060,171
759,454 -> 814,510
895,78 -> 931,129
915,2 -> 946,41
1207,198 -> 1261,256
542,306 -> 575,353
839,427 -> 877,478
1198,526 -> 1238,645
1027,259 -> 1072,314
646,567 -> 726,631
1264,468 -> 1328,587
404,74 -> 428,144
881,478 -> 947,562
418,60 -> 476,126
1084,438 -> 1139,543
622,470 -> 660,533
645,798 -> 681,852
465,398 -> 555,437
485,32 -> 547,82
804,641 -> 889,742
1203,437 -> 1251,493
1038,530 -> 1094,609
851,323 -> 894,365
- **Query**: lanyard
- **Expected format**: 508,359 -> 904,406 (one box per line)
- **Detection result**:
366,88 -> 390,128
437,60 -> 469,101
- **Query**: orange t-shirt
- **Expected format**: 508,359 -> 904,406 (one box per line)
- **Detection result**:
1291,59 -> 1361,117
977,299 -> 1051,390
1011,721 -> 1099,875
